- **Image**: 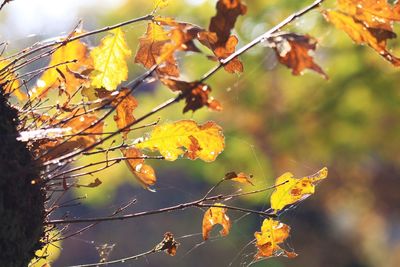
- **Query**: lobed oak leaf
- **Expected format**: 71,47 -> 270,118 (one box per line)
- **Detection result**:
202,203 -> 231,240
31,32 -> 93,99
113,89 -> 138,139
135,120 -> 224,162
90,28 -> 132,91
135,22 -> 179,77
270,167 -> 328,212
254,218 -> 297,259
160,77 -> 222,113
268,33 -> 328,79
122,147 -> 156,189
224,171 -> 254,185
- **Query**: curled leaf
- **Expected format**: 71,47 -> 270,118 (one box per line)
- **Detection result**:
202,203 -> 231,240
122,147 -> 156,189
154,232 -> 179,256
270,167 -> 328,212
268,33 -> 327,78
254,218 -> 297,259
224,171 -> 254,185
136,120 -> 225,162
90,28 -> 132,90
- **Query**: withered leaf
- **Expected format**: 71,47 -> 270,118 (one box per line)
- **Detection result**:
122,147 -> 156,189
254,218 -> 297,259
224,171 -> 254,185
136,120 -> 225,162
160,77 -> 222,113
113,89 -> 138,139
268,33 -> 328,78
154,232 -> 179,256
202,203 -> 231,240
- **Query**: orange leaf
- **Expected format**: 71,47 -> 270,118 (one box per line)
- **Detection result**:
113,89 -> 138,139
224,171 -> 254,185
160,77 -> 222,113
154,232 -> 179,256
268,33 -> 327,78
254,218 -> 297,259
202,203 -> 231,240
214,35 -> 243,73
32,31 -> 93,99
0,58 -> 26,100
122,147 -> 156,189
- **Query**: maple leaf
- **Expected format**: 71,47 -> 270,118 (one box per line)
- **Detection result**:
31,32 -> 93,99
0,58 -> 26,100
113,89 -> 138,139
122,147 -> 156,189
90,28 -> 132,90
254,218 -> 297,259
224,171 -> 254,185
135,120 -> 225,162
270,167 -> 328,213
323,0 -> 400,66
202,203 -> 231,240
135,22 -> 179,77
160,77 -> 222,113
268,33 -> 327,78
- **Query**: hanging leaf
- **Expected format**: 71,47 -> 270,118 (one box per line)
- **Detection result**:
136,120 -> 224,162
268,33 -> 328,78
122,147 -> 156,189
270,167 -> 328,213
90,28 -> 132,90
160,77 -> 222,113
224,171 -> 254,185
113,89 -> 138,139
154,232 -> 179,256
323,0 -> 400,66
31,32 -> 93,98
202,203 -> 231,240
254,218 -> 297,259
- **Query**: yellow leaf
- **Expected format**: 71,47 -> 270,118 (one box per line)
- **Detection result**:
202,203 -> 231,240
0,58 -> 26,100
224,171 -> 254,185
254,218 -> 297,259
270,167 -> 328,212
90,28 -> 132,91
154,0 -> 169,9
122,147 -> 156,189
32,32 -> 93,99
136,120 -> 225,162
29,229 -> 61,267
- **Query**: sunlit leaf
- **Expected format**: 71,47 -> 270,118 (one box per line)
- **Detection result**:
254,218 -> 297,259
0,58 -> 26,100
122,147 -> 156,189
90,28 -> 132,90
202,203 -> 231,240
160,77 -> 222,113
29,229 -> 61,267
154,232 -> 179,256
136,120 -> 224,162
113,89 -> 138,139
268,33 -> 327,78
224,171 -> 254,185
31,31 -> 93,99
270,167 -> 328,212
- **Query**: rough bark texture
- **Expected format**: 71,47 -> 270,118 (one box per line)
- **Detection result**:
0,91 -> 45,267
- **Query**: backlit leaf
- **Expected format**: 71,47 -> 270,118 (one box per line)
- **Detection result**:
31,32 -> 92,98
224,171 -> 254,185
270,167 -> 328,212
113,89 -> 138,139
154,232 -> 179,256
90,28 -> 132,90
122,147 -> 156,189
202,203 -> 231,240
0,58 -> 26,100
254,218 -> 297,259
268,33 -> 327,78
136,120 -> 224,162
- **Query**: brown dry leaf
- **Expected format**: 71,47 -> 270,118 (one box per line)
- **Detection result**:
31,31 -> 93,99
122,147 -> 156,189
0,58 -> 26,100
323,1 -> 400,66
90,28 -> 132,91
213,35 -> 243,73
113,89 -> 138,140
136,120 -> 225,162
254,218 -> 297,259
160,77 -> 222,113
33,114 -> 104,161
202,203 -> 231,240
268,33 -> 327,78
135,22 -> 179,77
224,171 -> 254,185
154,232 -> 179,256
